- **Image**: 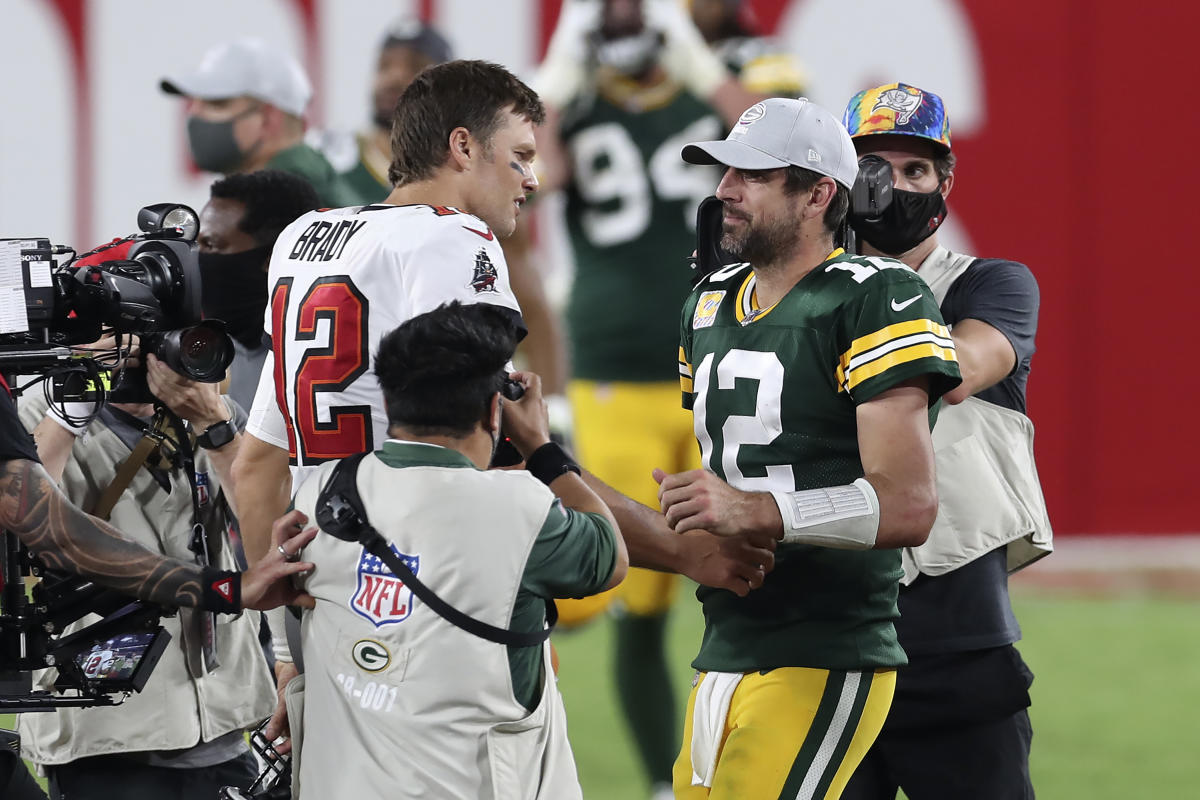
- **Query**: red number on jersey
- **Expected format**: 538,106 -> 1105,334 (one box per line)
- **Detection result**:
270,276 -> 373,464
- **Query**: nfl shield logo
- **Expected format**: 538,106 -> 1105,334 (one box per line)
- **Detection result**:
194,471 -> 210,506
351,545 -> 419,627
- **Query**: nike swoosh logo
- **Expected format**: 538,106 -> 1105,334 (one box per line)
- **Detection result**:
890,294 -> 923,312
463,225 -> 494,241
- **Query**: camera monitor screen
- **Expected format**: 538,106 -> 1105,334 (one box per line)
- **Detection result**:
66,628 -> 169,693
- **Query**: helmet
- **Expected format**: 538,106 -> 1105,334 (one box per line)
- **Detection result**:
218,719 -> 292,800
591,0 -> 663,78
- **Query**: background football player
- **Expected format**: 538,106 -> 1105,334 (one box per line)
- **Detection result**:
309,18 -> 454,203
517,1 -> 804,796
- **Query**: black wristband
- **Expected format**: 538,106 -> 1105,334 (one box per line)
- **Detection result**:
525,442 -> 581,486
201,567 -> 241,614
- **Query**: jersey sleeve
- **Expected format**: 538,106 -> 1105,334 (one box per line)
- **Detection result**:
521,498 -> 617,599
404,220 -> 524,326
943,259 -> 1039,373
244,355 -> 290,450
835,272 -> 962,404
678,289 -> 700,410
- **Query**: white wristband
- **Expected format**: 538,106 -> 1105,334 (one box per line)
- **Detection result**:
265,606 -> 294,664
771,478 -> 880,550
45,403 -> 96,437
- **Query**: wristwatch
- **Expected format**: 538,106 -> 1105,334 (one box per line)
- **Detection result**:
196,419 -> 237,450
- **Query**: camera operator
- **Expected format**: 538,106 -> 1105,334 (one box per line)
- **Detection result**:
0,373 -> 313,611
278,301 -> 626,799
14,343 -> 280,799
839,83 -> 1050,800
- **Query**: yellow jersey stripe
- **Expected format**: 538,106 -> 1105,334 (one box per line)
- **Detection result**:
843,342 -> 958,392
678,346 -> 693,378
680,376 -> 694,393
839,318 -> 951,369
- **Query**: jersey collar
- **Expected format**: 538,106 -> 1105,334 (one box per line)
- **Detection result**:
735,248 -> 846,325
378,440 -> 477,470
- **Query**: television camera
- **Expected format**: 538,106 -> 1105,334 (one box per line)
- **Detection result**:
0,204 -> 235,714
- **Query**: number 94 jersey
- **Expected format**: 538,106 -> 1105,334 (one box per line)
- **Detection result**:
246,204 -> 523,476
677,250 -> 962,672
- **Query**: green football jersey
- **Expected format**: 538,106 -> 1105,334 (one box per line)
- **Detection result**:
678,250 -> 962,672
562,80 -> 723,382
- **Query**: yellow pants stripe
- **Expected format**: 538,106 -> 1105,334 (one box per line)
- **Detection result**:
674,667 -> 895,800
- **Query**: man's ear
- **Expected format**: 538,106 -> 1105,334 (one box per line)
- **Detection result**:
486,392 -> 503,434
447,126 -> 473,171
940,170 -> 955,200
805,177 -> 837,222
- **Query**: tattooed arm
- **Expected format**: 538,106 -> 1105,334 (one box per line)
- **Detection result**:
0,457 -> 316,610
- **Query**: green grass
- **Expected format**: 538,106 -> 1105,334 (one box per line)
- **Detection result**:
6,590 -> 1199,798
554,589 -> 1200,799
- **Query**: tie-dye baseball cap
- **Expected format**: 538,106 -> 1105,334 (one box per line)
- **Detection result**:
842,82 -> 952,153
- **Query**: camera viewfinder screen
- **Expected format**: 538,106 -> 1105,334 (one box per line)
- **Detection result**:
75,632 -> 156,682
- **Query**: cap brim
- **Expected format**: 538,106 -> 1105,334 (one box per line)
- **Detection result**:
681,140 -> 790,170
159,73 -> 244,101
849,130 -> 952,155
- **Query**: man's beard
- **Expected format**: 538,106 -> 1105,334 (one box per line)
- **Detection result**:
720,206 -> 801,267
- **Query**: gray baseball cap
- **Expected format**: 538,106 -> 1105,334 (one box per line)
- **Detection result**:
682,97 -> 859,189
161,38 -> 312,118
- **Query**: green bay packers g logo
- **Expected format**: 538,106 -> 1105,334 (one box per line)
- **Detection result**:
352,639 -> 391,672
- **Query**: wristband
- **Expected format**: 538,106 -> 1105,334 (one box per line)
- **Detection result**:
201,567 -> 241,614
265,606 -> 294,663
525,442 -> 581,486
770,478 -> 880,550
45,403 -> 97,437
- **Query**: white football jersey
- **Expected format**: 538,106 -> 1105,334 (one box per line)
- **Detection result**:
246,203 -> 522,482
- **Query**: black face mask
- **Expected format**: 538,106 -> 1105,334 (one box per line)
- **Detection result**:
186,106 -> 260,174
849,187 -> 948,256
199,246 -> 273,349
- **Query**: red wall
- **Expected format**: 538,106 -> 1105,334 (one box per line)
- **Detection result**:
914,1 -> 1198,536
542,0 -> 1199,536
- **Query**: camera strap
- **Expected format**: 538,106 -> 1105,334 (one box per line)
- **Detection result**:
91,410 -> 177,521
316,453 -> 556,648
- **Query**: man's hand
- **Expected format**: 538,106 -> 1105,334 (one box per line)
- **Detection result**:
654,468 -> 779,537
241,510 -> 318,610
501,371 -> 553,459
645,0 -> 729,98
265,661 -> 301,755
675,529 -> 775,597
145,353 -> 230,430
532,0 -> 603,109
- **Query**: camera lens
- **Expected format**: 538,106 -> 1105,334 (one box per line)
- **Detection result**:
179,326 -> 224,377
153,321 -> 234,382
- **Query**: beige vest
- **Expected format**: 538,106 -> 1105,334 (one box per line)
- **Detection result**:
901,247 -> 1054,585
289,453 -> 582,799
15,396 -> 275,763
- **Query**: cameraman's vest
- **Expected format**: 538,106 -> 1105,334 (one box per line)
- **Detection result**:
901,248 -> 1054,585
289,453 -> 581,800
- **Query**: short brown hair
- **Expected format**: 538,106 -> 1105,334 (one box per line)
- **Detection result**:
783,166 -> 849,233
933,149 -> 957,184
387,60 -> 545,187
